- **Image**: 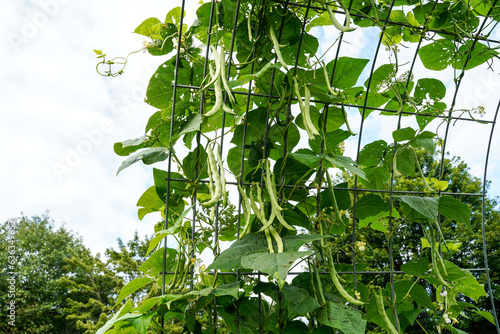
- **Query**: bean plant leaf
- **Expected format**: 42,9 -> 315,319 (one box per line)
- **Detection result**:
116,277 -> 155,305
401,257 -> 429,276
414,78 -> 446,101
395,148 -> 415,176
240,251 -> 312,283
438,195 -> 472,232
328,57 -> 370,90
355,194 -> 390,220
392,127 -> 416,142
213,282 -> 241,299
283,234 -> 325,252
127,312 -> 156,334
453,269 -> 487,302
116,148 -> 168,175
398,196 -> 438,221
318,302 -> 367,334
139,247 -> 177,276
393,280 -> 435,310
207,234 -> 268,271
359,140 -> 388,167
282,285 -> 321,318
453,41 -> 499,70
134,18 -> 162,37
326,155 -> 366,180
419,39 -> 456,71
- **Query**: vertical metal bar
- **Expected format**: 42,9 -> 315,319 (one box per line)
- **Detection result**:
161,0 -> 187,329
481,99 -> 500,333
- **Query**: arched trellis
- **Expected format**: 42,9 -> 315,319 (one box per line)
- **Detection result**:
99,0 -> 500,333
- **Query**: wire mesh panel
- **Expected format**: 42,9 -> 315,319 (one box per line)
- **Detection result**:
99,0 -> 500,333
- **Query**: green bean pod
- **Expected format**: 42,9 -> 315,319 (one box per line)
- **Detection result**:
201,144 -> 222,207
326,0 -> 355,32
269,26 -> 289,70
374,290 -> 399,334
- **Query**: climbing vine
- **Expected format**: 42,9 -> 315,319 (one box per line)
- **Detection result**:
96,0 -> 499,333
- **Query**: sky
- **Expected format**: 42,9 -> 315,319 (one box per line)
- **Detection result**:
1,0 -> 499,256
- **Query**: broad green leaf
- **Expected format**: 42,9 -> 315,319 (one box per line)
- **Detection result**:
365,63 -> 397,92
328,57 -> 370,90
398,304 -> 423,332
283,205 -> 312,230
326,155 -> 366,180
438,195 -> 472,232
370,218 -> 389,232
306,11 -> 330,32
355,194 -> 390,220
282,285 -> 321,318
164,7 -> 183,26
431,179 -> 449,191
359,140 -> 388,167
411,137 -> 435,153
213,282 -> 241,299
360,166 -> 391,191
133,297 -> 161,313
398,196 -> 438,221
359,210 -> 389,229
283,234 -> 325,252
470,310 -> 496,325
137,186 -> 164,217
318,302 -> 367,334
414,78 -> 446,102
241,251 -> 312,283
117,148 -> 168,175
442,259 -> 469,281
396,148 -> 415,176
454,270 -> 487,302
139,247 -> 177,276
393,280 -> 435,310
289,152 -> 323,169
392,127 -> 416,142
310,130 -> 351,156
418,39 -> 455,71
389,10 -> 407,22
283,321 -> 310,333
114,135 -> 149,156
401,257 -> 429,276
320,182 -> 351,213
177,114 -> 202,137
146,57 -> 190,109
127,312 -> 156,334
381,27 -> 402,46
182,146 -> 208,180
116,277 -> 155,305
407,11 -> 420,26
453,41 -> 498,70
207,234 -> 268,271
134,18 -> 162,37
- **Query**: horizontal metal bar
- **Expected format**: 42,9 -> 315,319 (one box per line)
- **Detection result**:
160,267 -> 488,276
173,84 -> 495,124
165,177 -> 485,197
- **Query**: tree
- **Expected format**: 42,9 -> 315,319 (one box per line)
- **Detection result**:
0,215 -> 151,334
0,214 -> 84,333
60,246 -> 123,334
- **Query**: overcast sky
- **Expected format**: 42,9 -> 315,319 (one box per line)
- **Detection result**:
1,0 -> 499,255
